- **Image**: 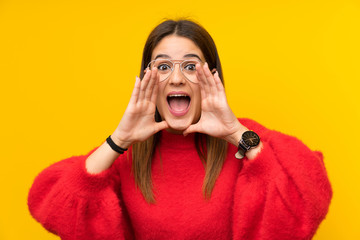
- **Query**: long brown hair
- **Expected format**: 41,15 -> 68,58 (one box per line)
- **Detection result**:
132,19 -> 228,203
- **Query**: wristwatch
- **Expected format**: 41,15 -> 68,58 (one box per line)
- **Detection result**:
235,130 -> 260,159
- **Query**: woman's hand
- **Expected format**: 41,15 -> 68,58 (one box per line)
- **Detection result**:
86,69 -> 168,174
183,63 -> 247,146
111,68 -> 169,148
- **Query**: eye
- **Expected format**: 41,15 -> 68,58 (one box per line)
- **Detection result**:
157,62 -> 172,71
183,62 -> 197,71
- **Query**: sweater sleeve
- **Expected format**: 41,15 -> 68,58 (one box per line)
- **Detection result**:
27,149 -> 134,240
232,119 -> 332,240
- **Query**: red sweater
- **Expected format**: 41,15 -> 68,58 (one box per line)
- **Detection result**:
28,119 -> 332,240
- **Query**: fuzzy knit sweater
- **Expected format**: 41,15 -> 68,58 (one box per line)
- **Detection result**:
28,118 -> 332,240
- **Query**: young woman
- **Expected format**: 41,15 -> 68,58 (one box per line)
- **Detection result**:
28,20 -> 332,240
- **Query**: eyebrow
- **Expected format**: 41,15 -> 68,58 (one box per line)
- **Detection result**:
154,54 -> 202,61
184,54 -> 202,61
154,54 -> 171,59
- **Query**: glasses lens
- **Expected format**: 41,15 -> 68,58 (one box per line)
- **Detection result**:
148,59 -> 202,83
181,60 -> 199,83
150,59 -> 173,82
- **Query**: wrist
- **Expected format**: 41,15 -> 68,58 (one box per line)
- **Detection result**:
246,141 -> 263,160
225,125 -> 249,147
111,131 -> 132,149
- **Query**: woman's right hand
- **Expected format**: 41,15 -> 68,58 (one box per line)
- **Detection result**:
111,68 -> 169,149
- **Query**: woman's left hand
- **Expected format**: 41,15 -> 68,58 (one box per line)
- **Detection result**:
183,63 -> 247,146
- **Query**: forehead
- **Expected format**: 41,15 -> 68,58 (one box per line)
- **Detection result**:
151,35 -> 205,61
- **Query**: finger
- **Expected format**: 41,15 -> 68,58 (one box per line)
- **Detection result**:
138,68 -> 151,101
198,76 -> 207,101
154,120 -> 169,133
145,68 -> 158,100
150,73 -> 160,103
214,71 -> 225,94
203,62 -> 216,89
183,123 -> 202,136
203,63 -> 218,97
129,76 -> 141,104
196,63 -> 210,97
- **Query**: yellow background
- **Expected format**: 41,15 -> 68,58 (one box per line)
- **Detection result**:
1,0 -> 359,239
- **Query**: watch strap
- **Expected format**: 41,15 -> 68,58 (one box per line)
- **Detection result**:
235,146 -> 246,159
106,135 -> 128,154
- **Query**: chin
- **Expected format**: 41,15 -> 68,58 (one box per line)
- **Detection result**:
162,111 -> 201,134
165,118 -> 192,133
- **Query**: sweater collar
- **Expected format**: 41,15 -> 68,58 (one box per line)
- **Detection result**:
159,129 -> 197,150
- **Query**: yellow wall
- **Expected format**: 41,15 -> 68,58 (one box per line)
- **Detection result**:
1,0 -> 359,239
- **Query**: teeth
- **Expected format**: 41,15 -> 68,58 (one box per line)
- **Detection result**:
168,94 -> 189,97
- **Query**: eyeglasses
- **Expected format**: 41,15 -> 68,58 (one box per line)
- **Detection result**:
147,59 -> 203,83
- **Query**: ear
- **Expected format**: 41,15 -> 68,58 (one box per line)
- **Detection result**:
211,68 -> 217,74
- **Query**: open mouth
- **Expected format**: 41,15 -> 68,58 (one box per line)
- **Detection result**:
167,93 -> 191,116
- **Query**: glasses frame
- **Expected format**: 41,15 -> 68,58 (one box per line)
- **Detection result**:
147,59 -> 204,83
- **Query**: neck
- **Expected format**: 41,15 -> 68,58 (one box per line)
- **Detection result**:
165,128 -> 184,135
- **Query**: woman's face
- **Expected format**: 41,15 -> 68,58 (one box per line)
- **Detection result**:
152,35 -> 204,134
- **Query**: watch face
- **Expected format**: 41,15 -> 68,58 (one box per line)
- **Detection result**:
243,131 -> 260,147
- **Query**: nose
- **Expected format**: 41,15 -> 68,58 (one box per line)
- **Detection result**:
168,63 -> 186,85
